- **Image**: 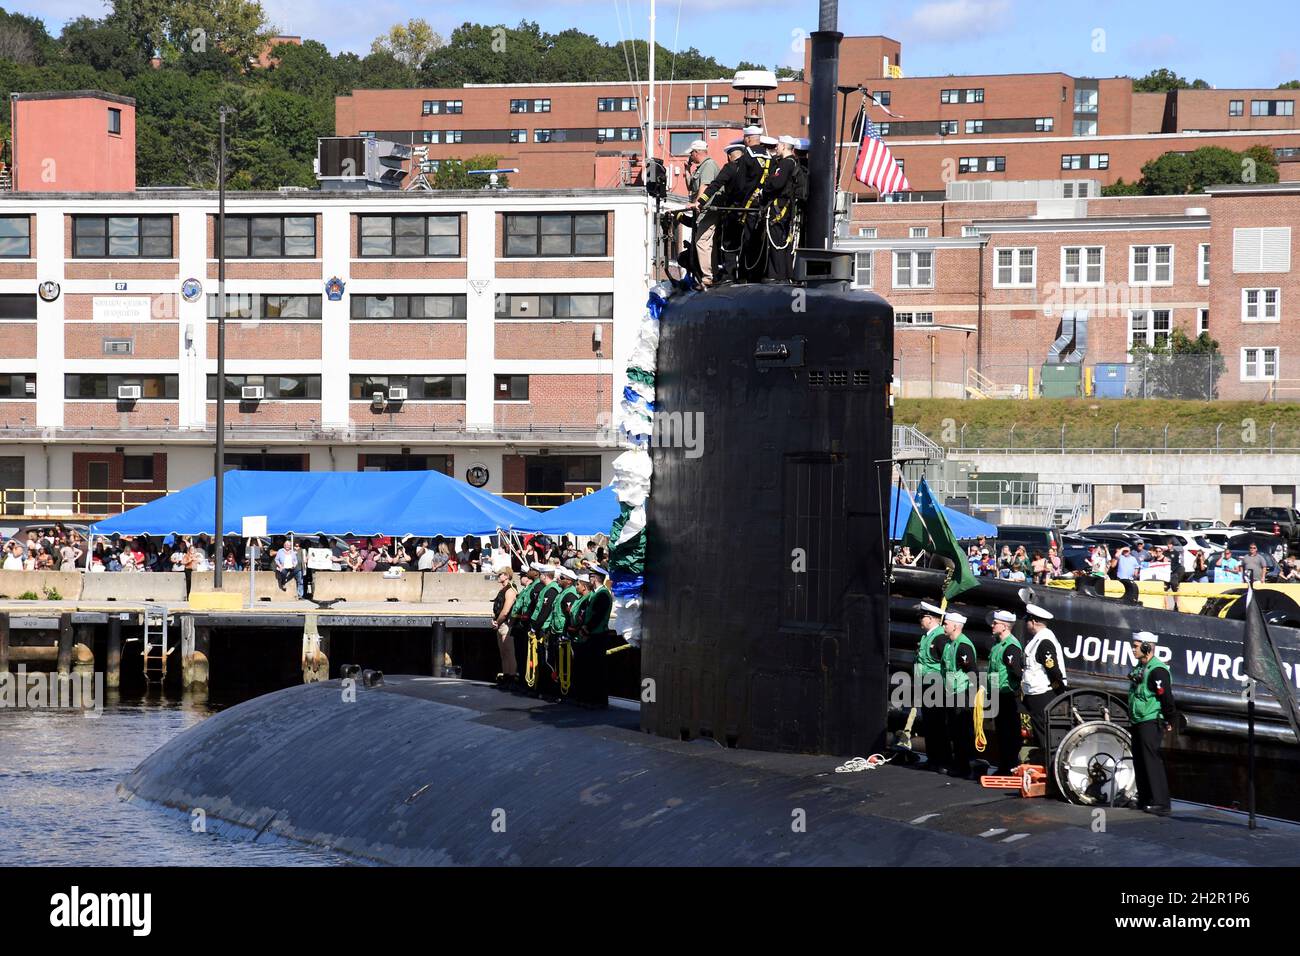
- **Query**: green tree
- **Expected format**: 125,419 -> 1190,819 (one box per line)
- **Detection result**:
1128,329 -> 1226,399
370,19 -> 442,71
59,16 -> 150,76
430,154 -> 508,189
355,49 -> 417,88
1131,67 -> 1209,92
0,8 -> 57,65
1101,177 -> 1143,196
1120,145 -> 1278,195
1278,80 -> 1300,89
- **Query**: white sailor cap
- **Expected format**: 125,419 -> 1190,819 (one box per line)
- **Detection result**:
576,573 -> 590,583
585,562 -> 608,578
532,561 -> 554,574
917,601 -> 944,617
944,611 -> 967,625
725,139 -> 746,153
991,609 -> 1017,624
742,125 -> 764,136
1132,630 -> 1159,645
759,135 -> 779,146
778,134 -> 800,147
555,566 -> 576,580
688,139 -> 709,152
1024,603 -> 1054,621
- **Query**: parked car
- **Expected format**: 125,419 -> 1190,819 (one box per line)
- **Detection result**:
1211,531 -> 1288,562
1130,518 -> 1228,532
1100,509 -> 1159,525
994,525 -> 1061,555
1084,522 -> 1145,532
1230,507 -> 1300,547
1204,548 -> 1281,582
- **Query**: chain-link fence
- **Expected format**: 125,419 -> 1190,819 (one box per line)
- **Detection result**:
937,420 -> 1300,452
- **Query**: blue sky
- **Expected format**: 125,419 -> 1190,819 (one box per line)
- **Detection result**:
24,0 -> 1300,87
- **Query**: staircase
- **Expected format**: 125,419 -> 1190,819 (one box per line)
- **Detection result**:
965,367 -> 1026,400
141,605 -> 170,683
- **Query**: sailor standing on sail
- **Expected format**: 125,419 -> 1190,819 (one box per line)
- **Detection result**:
914,602 -> 951,773
1128,630 -> 1176,816
987,609 -> 1026,774
1021,603 -> 1069,763
941,610 -> 979,778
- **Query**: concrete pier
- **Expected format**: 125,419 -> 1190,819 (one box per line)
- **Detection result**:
106,615 -> 122,688
180,617 -> 210,688
56,613 -> 73,678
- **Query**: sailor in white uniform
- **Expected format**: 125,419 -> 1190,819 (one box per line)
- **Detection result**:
1020,603 -> 1069,764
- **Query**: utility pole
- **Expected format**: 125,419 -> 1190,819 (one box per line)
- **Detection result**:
214,105 -> 233,586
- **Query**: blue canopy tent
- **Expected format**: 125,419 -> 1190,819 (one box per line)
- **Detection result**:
89,470 -> 540,538
889,485 -> 997,541
523,486 -> 619,535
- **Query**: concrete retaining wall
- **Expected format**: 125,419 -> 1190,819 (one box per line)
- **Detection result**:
81,572 -> 187,602
312,571 -> 423,603
190,571 -> 282,603
0,570 -> 83,600
420,573 -> 498,604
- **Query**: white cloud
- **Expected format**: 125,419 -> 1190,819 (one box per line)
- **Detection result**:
905,0 -> 1012,43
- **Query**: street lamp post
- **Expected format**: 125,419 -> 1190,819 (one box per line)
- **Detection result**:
214,106 -> 233,586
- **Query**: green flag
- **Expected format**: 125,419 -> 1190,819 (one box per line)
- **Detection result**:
909,479 -> 979,600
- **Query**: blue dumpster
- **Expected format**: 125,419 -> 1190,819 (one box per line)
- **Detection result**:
1093,363 -> 1128,399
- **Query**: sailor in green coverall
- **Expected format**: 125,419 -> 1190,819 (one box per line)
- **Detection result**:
914,602 -> 951,773
541,566 -> 579,699
528,564 -> 562,696
507,567 -> 539,691
941,610 -> 978,779
986,608 -> 1025,774
1128,630 -> 1176,815
574,565 -> 615,708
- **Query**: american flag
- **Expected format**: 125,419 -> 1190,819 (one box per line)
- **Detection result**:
853,115 -> 910,197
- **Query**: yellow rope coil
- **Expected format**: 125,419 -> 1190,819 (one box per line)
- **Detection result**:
525,634 -> 539,688
973,686 -> 987,752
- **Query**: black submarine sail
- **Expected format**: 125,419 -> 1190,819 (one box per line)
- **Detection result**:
640,12 -> 895,755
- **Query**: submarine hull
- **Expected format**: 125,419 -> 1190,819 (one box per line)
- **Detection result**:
642,282 -> 894,756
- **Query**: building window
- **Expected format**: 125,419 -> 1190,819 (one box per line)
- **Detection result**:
958,156 -> 1005,173
938,120 -> 958,135
206,374 -> 322,400
597,96 -> 638,111
1062,245 -> 1104,285
533,129 -> 553,143
1229,100 -> 1244,117
778,93 -> 795,103
495,293 -> 613,318
1242,347 -> 1279,381
966,88 -> 984,103
1233,226 -> 1292,273
964,119 -> 984,134
1198,308 -> 1210,337
0,217 -> 31,257
73,216 -> 173,258
1242,288 -> 1280,322
207,294 -> 322,320
220,215 -> 315,258
534,99 -> 551,112
872,91 -> 891,107
358,214 -> 459,257
122,456 -> 154,481
894,250 -> 934,288
878,123 -> 890,137
1129,309 -> 1171,349
349,375 -> 466,400
1035,117 -> 1054,131
108,108 -> 121,135
1073,119 -> 1098,136
894,312 -> 934,325
1074,88 -> 1098,113
1089,153 -> 1109,169
0,373 -> 35,398
708,94 -> 728,109
853,251 -> 872,287
909,227 -> 929,238
1199,243 -> 1210,285
1130,244 -> 1173,284
1061,154 -> 1082,170
1251,99 -> 1295,117
494,374 -> 529,401
350,294 -> 467,319
687,95 -> 705,110
940,89 -> 959,104
962,225 -> 980,237
510,129 -> 527,143
858,227 -> 877,238
994,247 -> 1035,287
503,212 -> 607,257
510,99 -> 529,113
65,374 -> 178,399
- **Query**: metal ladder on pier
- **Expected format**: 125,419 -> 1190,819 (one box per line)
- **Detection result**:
142,604 -> 170,683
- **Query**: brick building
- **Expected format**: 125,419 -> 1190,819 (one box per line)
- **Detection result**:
0,187 -> 648,516
334,34 -> 1300,192
844,181 -> 1299,401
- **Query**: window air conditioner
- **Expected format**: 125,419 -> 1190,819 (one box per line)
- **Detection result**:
387,386 -> 408,402
371,390 -> 385,404
241,385 -> 265,401
117,385 -> 142,400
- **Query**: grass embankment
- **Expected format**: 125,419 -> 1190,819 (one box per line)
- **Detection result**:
897,399 -> 1300,449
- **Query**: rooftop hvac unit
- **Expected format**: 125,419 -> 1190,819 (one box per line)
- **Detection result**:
386,386 -> 408,402
117,385 -> 141,401
241,385 -> 265,401
372,390 -> 385,405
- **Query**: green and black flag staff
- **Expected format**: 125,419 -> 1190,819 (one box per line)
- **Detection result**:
1243,576 -> 1300,829
900,477 -> 979,601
